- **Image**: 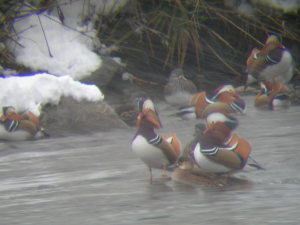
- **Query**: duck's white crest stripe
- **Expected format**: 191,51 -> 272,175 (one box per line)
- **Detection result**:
144,99 -> 155,111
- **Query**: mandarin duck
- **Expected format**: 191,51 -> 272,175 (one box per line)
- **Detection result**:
192,111 -> 251,174
246,34 -> 294,85
255,80 -> 290,109
173,121 -> 256,186
169,84 -> 246,119
131,98 -> 182,181
0,106 -> 47,141
164,68 -> 197,107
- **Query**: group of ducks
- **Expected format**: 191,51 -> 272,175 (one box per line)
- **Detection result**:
131,34 -> 295,185
131,84 -> 251,184
247,34 -> 293,110
0,33 -> 294,185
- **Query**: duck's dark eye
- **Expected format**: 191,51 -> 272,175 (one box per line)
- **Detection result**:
254,53 -> 259,59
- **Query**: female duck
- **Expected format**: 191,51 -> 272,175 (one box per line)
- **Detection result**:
164,68 -> 197,107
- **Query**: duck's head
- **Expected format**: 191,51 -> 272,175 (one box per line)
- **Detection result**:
265,34 -> 283,48
258,81 -> 271,94
201,100 -> 245,118
246,48 -> 260,70
254,81 -> 273,108
136,98 -> 162,129
210,84 -> 236,101
213,90 -> 246,114
1,106 -> 16,117
206,111 -> 239,132
246,47 -> 262,85
203,112 -> 238,145
177,157 -> 194,170
260,34 -> 285,58
169,68 -> 185,80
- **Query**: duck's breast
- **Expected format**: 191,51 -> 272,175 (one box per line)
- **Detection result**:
131,135 -> 169,169
165,91 -> 195,107
260,51 -> 294,83
0,125 -> 31,141
193,143 -> 231,173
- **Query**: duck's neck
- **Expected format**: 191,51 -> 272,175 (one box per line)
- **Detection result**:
136,123 -> 159,142
138,123 -> 155,133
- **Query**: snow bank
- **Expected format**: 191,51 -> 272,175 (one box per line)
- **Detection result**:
11,12 -> 102,80
0,73 -> 104,116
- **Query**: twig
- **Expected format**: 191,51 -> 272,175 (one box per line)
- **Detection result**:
205,41 -> 243,78
37,14 -> 53,57
43,14 -> 95,40
131,76 -> 162,86
215,12 -> 264,47
122,72 -> 162,86
207,29 -> 235,51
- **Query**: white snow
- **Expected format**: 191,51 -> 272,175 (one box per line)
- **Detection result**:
10,12 -> 102,79
1,0 -> 130,117
0,73 -> 104,116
